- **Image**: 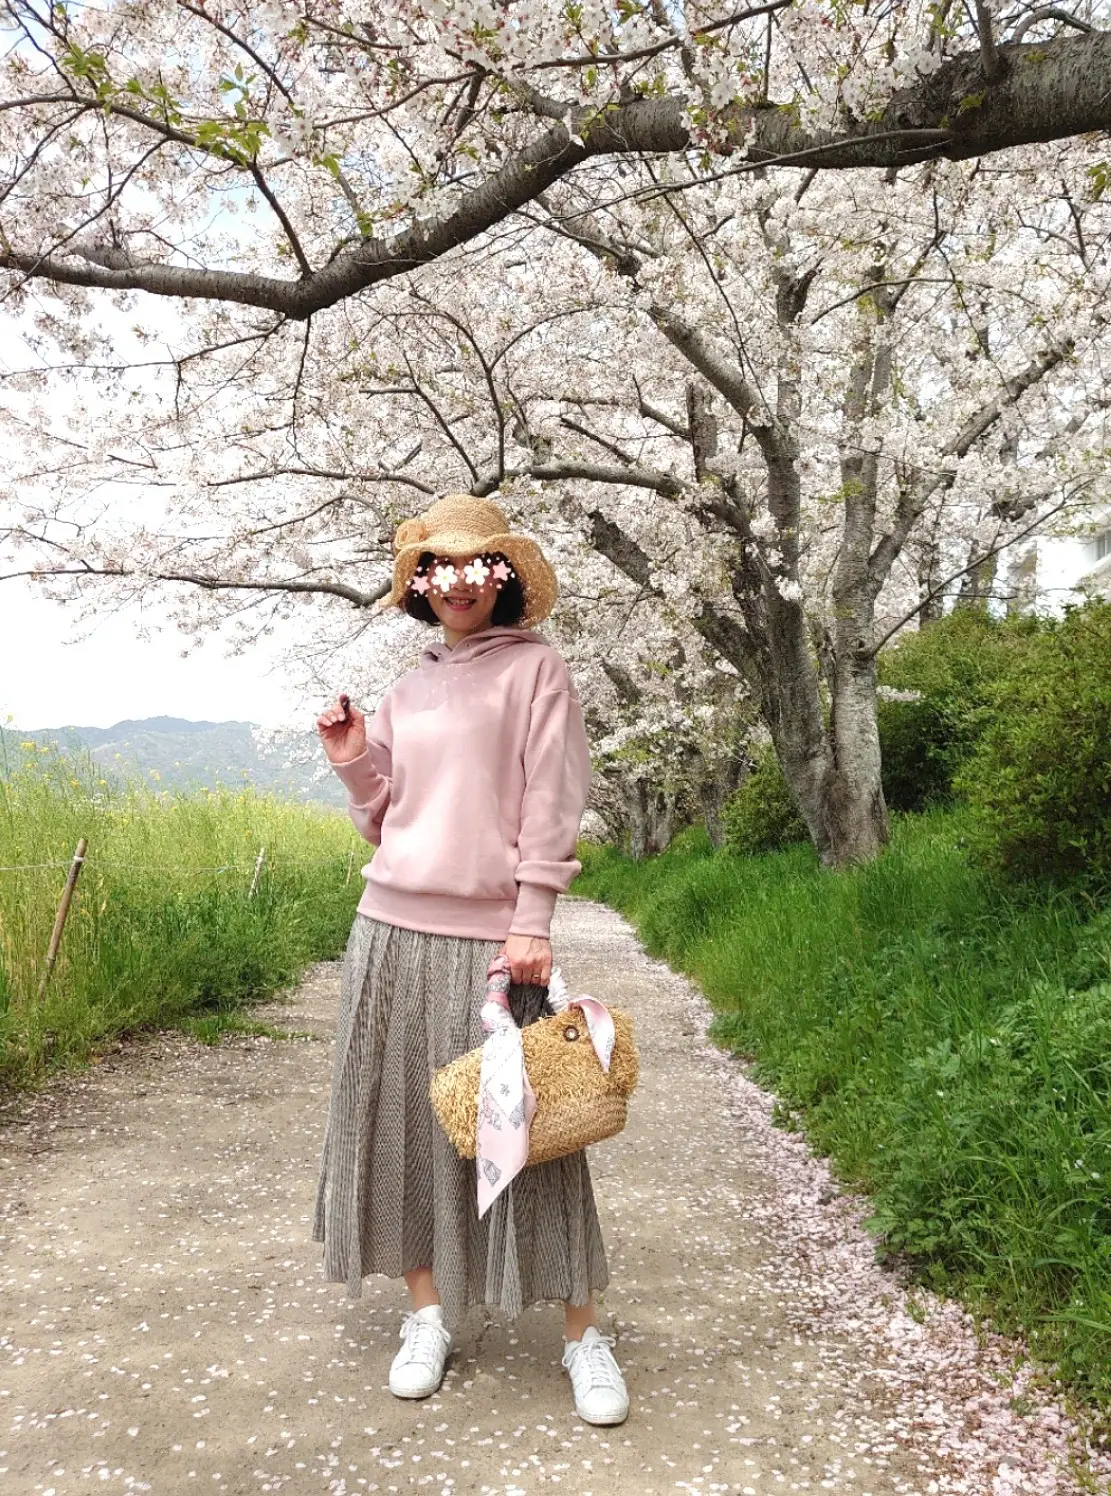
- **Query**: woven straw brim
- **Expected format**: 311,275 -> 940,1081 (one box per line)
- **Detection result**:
380,530 -> 558,628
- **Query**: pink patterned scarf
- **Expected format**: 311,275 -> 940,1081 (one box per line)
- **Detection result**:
475,954 -> 615,1218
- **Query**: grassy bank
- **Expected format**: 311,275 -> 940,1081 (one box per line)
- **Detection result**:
573,811 -> 1111,1410
0,743 -> 362,1086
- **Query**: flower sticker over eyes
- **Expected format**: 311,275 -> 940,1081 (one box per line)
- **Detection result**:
431,563 -> 458,593
492,559 -> 513,584
409,572 -> 430,595
463,558 -> 491,587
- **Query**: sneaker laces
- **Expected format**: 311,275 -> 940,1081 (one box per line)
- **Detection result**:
563,1332 -> 623,1392
397,1311 -> 450,1366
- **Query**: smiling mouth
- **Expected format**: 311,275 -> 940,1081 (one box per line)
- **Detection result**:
443,594 -> 477,610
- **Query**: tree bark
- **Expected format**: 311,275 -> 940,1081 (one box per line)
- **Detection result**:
955,550 -> 998,610
698,750 -> 749,847
626,780 -> 649,861
917,536 -> 945,625
825,650 -> 890,862
646,790 -> 677,856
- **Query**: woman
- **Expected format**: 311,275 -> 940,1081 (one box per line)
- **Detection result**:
312,495 -> 628,1425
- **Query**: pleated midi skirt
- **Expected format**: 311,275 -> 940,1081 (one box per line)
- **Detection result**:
312,913 -> 610,1328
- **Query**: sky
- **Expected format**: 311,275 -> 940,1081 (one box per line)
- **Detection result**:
0,251 -> 320,733
0,578 -> 307,731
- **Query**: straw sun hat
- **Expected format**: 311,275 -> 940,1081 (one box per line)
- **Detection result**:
378,494 -> 558,628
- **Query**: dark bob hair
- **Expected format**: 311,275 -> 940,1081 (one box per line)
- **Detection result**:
403,550 -> 527,627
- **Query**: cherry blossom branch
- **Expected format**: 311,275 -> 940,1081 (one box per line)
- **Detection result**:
247,164 -> 313,277
1009,6 -> 1096,43
173,1 -> 298,109
405,288 -> 508,483
583,501 -> 761,687
584,509 -> 662,592
534,198 -> 776,445
974,1 -> 1004,81
866,341 -> 1071,587
515,0 -> 792,71
0,564 -> 391,608
810,274 -> 953,323
558,416 -> 641,468
207,464 -> 436,497
491,457 -> 686,497
636,394 -> 691,441
4,30 -> 1111,316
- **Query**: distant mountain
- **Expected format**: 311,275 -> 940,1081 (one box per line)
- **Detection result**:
1,717 -> 347,806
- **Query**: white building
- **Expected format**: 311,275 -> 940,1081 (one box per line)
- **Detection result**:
1006,509 -> 1111,613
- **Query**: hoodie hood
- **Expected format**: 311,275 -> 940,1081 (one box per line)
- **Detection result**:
419,626 -> 546,669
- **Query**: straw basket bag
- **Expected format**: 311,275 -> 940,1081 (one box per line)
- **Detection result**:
430,963 -> 639,1167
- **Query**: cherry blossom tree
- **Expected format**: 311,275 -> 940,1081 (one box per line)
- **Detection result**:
522,151 -> 1111,862
3,1 -> 1111,861
7,154 -> 1108,861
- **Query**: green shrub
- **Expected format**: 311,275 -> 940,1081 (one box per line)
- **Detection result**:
957,600 -> 1111,886
877,609 -> 1042,812
573,812 -> 1111,1408
876,694 -> 952,812
661,823 -> 715,860
722,746 -> 808,855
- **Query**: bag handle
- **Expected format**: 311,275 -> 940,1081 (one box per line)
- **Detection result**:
486,954 -> 616,1074
482,953 -> 515,1034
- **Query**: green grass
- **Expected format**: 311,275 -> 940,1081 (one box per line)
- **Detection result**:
177,1011 -> 318,1046
0,739 -> 362,1085
573,812 -> 1111,1413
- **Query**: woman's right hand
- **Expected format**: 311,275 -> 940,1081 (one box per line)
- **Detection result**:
316,695 -> 368,765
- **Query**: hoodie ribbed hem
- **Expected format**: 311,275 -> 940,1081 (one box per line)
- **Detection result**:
356,881 -> 519,941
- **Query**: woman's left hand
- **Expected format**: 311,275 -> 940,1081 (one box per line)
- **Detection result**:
503,934 -> 552,987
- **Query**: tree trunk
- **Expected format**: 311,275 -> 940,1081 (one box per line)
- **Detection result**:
771,671 -> 889,867
625,780 -> 649,861
825,653 -> 890,863
693,577 -> 886,868
955,550 -> 998,611
753,592 -> 839,862
917,538 -> 945,624
646,790 -> 677,856
745,579 -> 889,867
700,755 -> 747,847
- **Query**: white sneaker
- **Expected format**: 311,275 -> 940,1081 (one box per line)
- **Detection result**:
561,1325 -> 629,1425
389,1305 -> 452,1399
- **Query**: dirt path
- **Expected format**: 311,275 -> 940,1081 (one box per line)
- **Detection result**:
2,898 -> 1107,1496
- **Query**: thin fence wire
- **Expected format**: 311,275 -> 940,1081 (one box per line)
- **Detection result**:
0,853 -> 355,875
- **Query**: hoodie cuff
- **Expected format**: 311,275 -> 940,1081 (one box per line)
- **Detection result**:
331,749 -> 381,805
508,882 -> 559,939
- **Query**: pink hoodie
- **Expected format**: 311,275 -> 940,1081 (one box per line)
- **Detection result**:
330,627 -> 592,941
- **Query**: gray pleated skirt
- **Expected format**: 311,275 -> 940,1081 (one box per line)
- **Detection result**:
312,914 -> 609,1328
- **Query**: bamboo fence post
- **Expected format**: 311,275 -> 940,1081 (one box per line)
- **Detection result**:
39,837 -> 87,997
248,845 -> 266,900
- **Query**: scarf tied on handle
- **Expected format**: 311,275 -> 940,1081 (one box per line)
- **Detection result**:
476,954 -> 616,1218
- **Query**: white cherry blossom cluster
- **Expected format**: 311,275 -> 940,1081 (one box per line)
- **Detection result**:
2,9 -> 1109,824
